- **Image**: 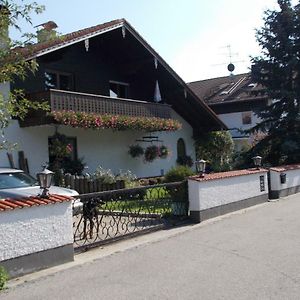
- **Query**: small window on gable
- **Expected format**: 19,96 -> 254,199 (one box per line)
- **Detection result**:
45,70 -> 73,91
242,111 -> 252,125
109,81 -> 129,98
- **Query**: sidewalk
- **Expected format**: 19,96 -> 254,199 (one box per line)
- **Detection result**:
2,193 -> 300,300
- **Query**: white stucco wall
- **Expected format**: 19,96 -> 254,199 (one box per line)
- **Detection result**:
0,109 -> 195,178
0,201 -> 73,262
270,168 -> 300,191
218,111 -> 261,138
188,171 -> 268,211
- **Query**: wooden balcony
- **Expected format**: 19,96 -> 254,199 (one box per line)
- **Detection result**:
26,89 -> 172,122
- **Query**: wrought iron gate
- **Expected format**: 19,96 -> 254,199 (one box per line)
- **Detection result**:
73,181 -> 188,252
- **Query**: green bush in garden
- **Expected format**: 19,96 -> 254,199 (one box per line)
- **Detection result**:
0,266 -> 8,291
164,165 -> 195,183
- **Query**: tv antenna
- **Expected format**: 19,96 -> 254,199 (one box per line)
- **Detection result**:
213,44 -> 245,77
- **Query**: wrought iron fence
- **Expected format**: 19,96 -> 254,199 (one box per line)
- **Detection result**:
73,181 -> 188,252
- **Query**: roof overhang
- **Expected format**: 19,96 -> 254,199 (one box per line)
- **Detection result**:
20,19 -> 227,132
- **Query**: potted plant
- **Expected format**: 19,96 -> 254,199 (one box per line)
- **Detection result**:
159,145 -> 170,159
144,145 -> 159,162
128,144 -> 144,158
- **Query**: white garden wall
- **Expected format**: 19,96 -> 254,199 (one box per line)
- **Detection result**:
0,201 -> 73,262
188,169 -> 269,222
0,110 -> 195,178
269,164 -> 300,198
0,199 -> 74,278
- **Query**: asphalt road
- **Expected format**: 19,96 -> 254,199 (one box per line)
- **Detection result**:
2,193 -> 300,300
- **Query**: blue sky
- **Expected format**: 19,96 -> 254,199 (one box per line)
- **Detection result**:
12,0 -> 287,81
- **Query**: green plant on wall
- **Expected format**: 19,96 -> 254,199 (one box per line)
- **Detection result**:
0,266 -> 8,290
195,131 -> 234,172
128,144 -> 144,158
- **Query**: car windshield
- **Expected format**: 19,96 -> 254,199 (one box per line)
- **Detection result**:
0,172 -> 38,189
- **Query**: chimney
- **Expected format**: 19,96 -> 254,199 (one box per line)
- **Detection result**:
0,5 -> 10,50
35,21 -> 58,43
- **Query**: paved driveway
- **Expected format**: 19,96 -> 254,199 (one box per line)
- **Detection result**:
2,193 -> 300,300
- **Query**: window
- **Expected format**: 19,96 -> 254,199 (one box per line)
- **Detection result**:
242,111 -> 252,125
45,70 -> 73,91
109,81 -> 129,98
0,172 -> 37,189
177,138 -> 186,159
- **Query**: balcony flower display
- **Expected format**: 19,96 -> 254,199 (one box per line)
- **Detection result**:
128,144 -> 144,158
50,111 -> 182,132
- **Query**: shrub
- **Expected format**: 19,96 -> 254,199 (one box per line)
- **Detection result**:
0,266 -> 8,290
164,165 -> 195,183
93,166 -> 116,184
176,155 -> 193,167
61,157 -> 86,175
195,131 -> 234,172
115,170 -> 137,183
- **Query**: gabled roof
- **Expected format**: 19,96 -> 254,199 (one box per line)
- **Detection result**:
20,19 -> 125,59
188,73 -> 267,106
18,19 -> 226,132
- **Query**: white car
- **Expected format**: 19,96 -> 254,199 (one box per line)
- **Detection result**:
0,168 -> 81,212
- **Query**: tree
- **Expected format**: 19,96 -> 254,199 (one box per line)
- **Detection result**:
195,131 -> 234,172
0,1 -> 48,151
249,0 -> 300,165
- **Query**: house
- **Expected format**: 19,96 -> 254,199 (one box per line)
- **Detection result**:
188,73 -> 269,151
0,18 -> 226,178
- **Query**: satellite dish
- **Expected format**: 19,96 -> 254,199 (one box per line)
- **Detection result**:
227,63 -> 235,72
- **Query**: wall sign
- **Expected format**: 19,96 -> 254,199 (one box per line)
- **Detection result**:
260,175 -> 265,192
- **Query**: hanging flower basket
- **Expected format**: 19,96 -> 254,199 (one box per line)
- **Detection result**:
144,145 -> 160,162
158,145 -> 170,159
128,144 -> 144,158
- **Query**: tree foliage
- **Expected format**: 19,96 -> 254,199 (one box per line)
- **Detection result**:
249,0 -> 300,165
195,131 -> 234,172
0,0 -> 48,151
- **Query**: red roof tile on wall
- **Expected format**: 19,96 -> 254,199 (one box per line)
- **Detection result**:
270,164 -> 300,172
0,195 -> 72,212
189,168 -> 268,182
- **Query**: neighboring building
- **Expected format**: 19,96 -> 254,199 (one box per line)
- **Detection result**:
188,73 -> 269,151
0,19 -> 226,177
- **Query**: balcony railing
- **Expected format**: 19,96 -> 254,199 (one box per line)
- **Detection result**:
28,89 -> 172,119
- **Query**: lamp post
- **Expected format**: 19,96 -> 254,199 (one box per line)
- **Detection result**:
195,159 -> 206,177
252,156 -> 262,170
37,165 -> 54,198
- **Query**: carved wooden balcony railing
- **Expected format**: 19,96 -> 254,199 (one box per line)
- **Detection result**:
25,89 -> 171,123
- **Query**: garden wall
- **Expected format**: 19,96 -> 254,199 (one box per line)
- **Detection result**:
0,195 -> 74,278
269,164 -> 300,199
188,169 -> 269,223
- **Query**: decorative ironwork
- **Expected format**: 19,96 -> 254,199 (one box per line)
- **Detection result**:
73,181 -> 188,252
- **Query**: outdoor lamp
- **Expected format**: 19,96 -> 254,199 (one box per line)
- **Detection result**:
252,156 -> 262,169
37,166 -> 54,198
195,159 -> 206,177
